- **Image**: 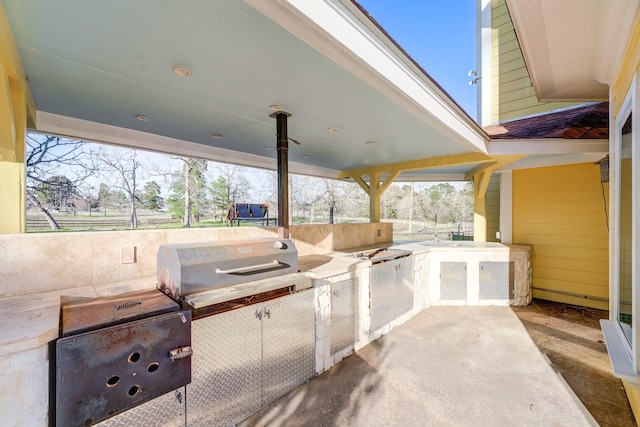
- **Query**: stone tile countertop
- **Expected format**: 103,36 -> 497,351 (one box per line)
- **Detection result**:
0,246 -> 384,356
0,279 -> 156,357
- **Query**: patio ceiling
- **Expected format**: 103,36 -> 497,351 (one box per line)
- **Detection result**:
506,0 -> 639,101
1,0 -> 490,182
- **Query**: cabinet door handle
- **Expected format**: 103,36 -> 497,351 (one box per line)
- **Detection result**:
264,308 -> 271,319
255,310 -> 262,320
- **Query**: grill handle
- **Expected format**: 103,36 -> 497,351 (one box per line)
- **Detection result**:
215,260 -> 286,275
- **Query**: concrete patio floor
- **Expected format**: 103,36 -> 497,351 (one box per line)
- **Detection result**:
240,306 -> 597,427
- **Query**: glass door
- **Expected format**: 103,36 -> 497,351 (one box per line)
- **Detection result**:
618,111 -> 633,345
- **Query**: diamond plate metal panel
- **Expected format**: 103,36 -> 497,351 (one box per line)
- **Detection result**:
479,262 -> 510,300
187,307 -> 262,427
369,261 -> 396,332
395,256 -> 414,317
330,278 -> 359,355
95,388 -> 186,427
262,289 -> 316,407
440,262 -> 467,300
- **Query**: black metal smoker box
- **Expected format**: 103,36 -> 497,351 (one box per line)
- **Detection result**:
52,288 -> 192,427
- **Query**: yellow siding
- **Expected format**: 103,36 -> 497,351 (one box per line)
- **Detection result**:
490,0 -> 577,123
513,164 -> 609,310
485,173 -> 500,243
611,5 -> 640,418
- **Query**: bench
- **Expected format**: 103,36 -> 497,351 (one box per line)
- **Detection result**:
227,203 -> 277,226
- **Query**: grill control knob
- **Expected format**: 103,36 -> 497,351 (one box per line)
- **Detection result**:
274,240 -> 286,249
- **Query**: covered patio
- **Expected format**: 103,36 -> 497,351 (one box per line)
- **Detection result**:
0,0 -> 634,426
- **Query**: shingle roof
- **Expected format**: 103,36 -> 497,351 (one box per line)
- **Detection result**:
484,102 -> 609,139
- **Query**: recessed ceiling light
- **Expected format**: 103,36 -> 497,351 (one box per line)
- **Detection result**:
303,155 -> 310,159
365,140 -> 376,145
328,127 -> 340,133
211,134 -> 223,139
172,65 -> 192,77
269,104 -> 284,111
136,115 -> 150,122
265,146 -> 273,151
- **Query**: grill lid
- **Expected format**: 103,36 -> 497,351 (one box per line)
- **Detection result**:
157,238 -> 298,298
60,289 -> 180,337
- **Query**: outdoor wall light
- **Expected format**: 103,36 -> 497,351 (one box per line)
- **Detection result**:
597,155 -> 609,183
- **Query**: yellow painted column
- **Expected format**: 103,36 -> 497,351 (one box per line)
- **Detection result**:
369,172 -> 381,222
473,170 -> 491,242
0,4 -> 31,233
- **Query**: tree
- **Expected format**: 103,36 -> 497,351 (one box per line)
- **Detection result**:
25,133 -> 97,230
36,175 -> 77,213
450,181 -> 474,225
416,183 -> 457,224
210,164 -> 252,222
96,149 -> 143,228
141,181 -> 163,211
210,176 -> 231,219
167,157 -> 209,226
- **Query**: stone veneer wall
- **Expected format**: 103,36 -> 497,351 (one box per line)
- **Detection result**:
0,222 -> 392,298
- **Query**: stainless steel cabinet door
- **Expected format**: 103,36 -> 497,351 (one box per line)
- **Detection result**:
369,261 -> 397,332
187,307 -> 262,427
395,256 -> 415,317
330,278 -> 359,356
261,289 -> 316,407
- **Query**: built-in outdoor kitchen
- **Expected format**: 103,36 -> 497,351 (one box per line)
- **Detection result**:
0,224 -> 531,427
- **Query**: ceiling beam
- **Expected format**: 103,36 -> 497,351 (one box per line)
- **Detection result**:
464,154 -> 526,181
337,152 -> 493,180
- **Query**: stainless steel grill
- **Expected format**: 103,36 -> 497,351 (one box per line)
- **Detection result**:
157,238 -> 298,300
157,238 -> 310,319
153,237 -> 315,426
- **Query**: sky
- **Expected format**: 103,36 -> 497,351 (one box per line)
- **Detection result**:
356,0 -> 478,120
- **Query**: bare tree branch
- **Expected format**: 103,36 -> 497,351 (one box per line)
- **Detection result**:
25,133 -> 99,229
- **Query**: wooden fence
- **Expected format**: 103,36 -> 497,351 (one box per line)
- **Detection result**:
27,217 -> 180,230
